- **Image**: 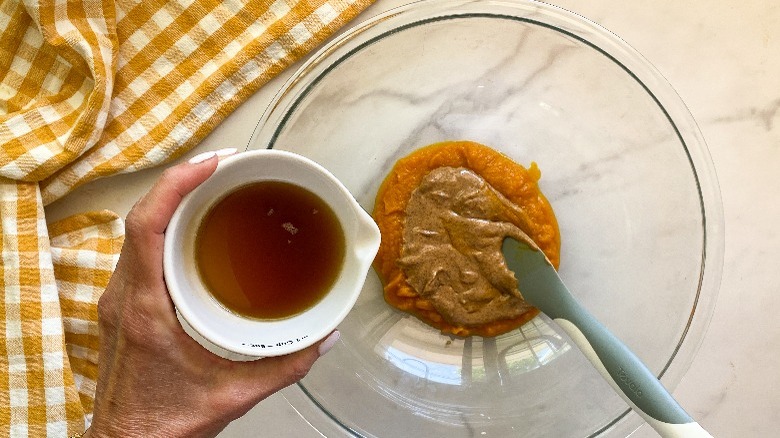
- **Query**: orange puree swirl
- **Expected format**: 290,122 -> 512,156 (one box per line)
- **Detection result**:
372,141 -> 560,337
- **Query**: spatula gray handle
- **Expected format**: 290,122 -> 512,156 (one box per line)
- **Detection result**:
553,315 -> 710,437
502,239 -> 711,437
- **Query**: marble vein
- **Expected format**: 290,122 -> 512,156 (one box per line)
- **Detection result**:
705,98 -> 780,132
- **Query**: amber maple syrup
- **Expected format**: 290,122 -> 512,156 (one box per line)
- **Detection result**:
195,181 -> 345,319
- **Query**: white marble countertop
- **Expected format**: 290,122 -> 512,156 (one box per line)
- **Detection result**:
46,1 -> 779,436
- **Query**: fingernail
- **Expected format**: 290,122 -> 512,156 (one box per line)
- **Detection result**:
318,330 -> 340,356
188,151 -> 216,164
214,147 -> 238,157
188,148 -> 238,164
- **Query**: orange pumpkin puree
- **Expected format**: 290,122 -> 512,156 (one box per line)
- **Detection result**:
372,141 -> 561,337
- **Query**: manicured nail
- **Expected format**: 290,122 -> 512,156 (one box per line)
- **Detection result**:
188,148 -> 238,164
318,330 -> 340,356
214,147 -> 238,157
188,151 -> 216,164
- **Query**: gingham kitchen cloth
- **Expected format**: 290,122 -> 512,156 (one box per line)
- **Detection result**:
0,0 -> 373,435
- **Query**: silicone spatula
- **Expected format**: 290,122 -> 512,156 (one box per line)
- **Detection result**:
501,237 -> 711,437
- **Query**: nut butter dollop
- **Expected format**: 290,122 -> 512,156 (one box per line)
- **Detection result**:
398,167 -> 538,327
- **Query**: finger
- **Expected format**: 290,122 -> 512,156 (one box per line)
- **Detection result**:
119,148 -> 236,289
234,331 -> 340,398
131,149 -> 236,237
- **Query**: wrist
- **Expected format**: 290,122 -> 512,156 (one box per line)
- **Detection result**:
87,412 -> 224,438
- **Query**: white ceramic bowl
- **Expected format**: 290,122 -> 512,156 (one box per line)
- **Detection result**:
163,149 -> 381,359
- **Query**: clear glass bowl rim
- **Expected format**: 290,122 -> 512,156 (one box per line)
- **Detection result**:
246,1 -> 725,436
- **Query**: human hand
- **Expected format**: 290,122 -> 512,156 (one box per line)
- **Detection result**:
84,150 -> 339,438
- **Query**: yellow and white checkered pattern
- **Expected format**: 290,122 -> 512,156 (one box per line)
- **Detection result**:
1,0 -> 373,435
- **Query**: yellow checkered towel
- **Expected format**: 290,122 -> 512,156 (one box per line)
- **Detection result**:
0,0 -> 373,435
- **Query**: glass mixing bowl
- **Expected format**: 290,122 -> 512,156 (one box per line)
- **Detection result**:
246,1 -> 724,436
